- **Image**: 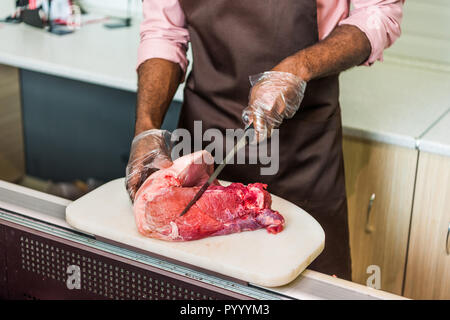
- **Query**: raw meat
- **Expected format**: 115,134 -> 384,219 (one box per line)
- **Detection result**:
133,150 -> 285,241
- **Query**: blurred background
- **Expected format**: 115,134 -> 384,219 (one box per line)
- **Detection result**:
0,0 -> 449,299
0,0 -> 184,198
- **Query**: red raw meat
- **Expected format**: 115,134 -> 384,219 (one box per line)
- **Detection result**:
134,150 -> 284,241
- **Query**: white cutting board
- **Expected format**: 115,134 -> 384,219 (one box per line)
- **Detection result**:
66,178 -> 324,287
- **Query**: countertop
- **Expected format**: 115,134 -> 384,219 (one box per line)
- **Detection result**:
0,178 -> 405,300
340,61 -> 450,149
0,14 -> 140,92
0,2 -> 188,101
0,2 -> 449,155
418,109 -> 450,157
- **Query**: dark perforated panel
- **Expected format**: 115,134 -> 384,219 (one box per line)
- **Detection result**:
0,225 -> 8,299
4,224 -> 241,300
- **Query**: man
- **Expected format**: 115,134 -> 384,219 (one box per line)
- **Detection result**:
126,0 -> 404,280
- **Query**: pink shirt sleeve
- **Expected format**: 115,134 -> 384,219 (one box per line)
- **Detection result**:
337,0 -> 404,65
137,0 -> 189,73
138,0 -> 404,72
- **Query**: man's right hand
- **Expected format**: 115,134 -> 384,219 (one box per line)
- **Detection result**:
242,71 -> 306,142
125,129 -> 173,202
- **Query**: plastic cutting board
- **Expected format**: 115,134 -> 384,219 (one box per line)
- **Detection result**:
66,178 -> 324,287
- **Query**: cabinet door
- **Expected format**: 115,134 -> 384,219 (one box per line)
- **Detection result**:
404,152 -> 450,299
0,64 -> 25,182
343,137 -> 417,295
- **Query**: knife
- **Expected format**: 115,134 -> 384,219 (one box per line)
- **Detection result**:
179,123 -> 254,217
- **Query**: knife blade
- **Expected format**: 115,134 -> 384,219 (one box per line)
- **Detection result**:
179,123 -> 254,217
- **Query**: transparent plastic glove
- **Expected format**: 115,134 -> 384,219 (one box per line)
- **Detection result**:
242,71 -> 306,142
125,129 -> 173,202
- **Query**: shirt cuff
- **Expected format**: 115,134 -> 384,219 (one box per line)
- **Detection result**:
137,38 -> 189,77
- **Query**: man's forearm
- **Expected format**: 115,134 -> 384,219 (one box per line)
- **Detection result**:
135,58 -> 182,135
273,25 -> 372,81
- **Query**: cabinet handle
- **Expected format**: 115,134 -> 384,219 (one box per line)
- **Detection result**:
446,223 -> 450,255
365,193 -> 376,234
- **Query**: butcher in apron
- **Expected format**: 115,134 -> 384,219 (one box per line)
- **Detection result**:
126,0 -> 404,280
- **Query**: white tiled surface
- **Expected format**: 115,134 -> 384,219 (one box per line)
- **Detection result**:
385,0 -> 450,66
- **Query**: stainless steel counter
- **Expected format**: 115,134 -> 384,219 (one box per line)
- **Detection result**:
0,180 -> 403,300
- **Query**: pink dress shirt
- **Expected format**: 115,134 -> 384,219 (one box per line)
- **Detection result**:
138,0 -> 404,73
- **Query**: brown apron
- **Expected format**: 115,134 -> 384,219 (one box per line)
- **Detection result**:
177,0 -> 352,280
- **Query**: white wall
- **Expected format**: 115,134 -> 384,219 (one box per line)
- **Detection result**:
381,0 -> 450,67
80,0 -> 143,18
80,0 -> 450,68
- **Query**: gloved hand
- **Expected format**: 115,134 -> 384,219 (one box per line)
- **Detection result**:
242,71 -> 307,142
125,129 -> 173,202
